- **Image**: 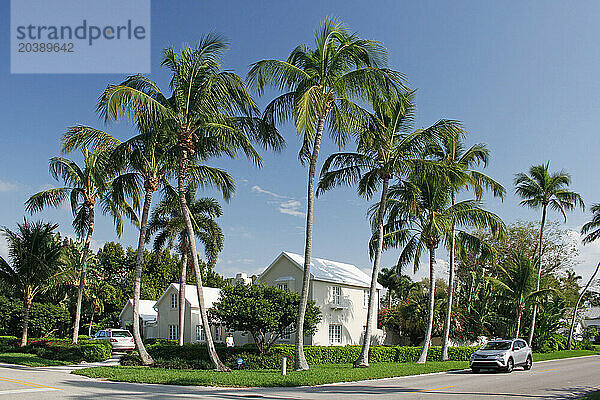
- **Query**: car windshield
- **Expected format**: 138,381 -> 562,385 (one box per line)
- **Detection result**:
111,331 -> 132,338
483,341 -> 511,350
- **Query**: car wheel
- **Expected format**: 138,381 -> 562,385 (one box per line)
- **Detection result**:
523,356 -> 532,370
471,367 -> 480,374
505,358 -> 514,373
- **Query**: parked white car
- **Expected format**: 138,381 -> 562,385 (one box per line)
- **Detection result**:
91,329 -> 135,352
470,339 -> 532,373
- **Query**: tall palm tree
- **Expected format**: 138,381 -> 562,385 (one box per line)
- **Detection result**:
0,220 -> 64,346
147,184 -> 224,347
428,137 -> 505,361
248,18 -> 403,370
97,36 -> 281,371
62,126 -> 176,364
317,91 -> 461,367
514,162 -> 584,346
488,253 -> 548,338
25,144 -> 131,344
568,204 -> 600,349
382,175 -> 505,363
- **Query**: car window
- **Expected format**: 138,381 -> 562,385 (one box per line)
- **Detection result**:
483,341 -> 512,350
512,342 -> 521,350
517,340 -> 527,348
111,331 -> 132,338
96,331 -> 103,338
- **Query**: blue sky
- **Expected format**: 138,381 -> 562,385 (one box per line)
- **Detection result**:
1,1 -> 600,283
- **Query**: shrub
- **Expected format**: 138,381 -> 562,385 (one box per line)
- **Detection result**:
16,339 -> 112,363
124,342 -> 478,370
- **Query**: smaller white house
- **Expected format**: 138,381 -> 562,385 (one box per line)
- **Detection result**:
153,283 -> 250,345
118,299 -> 158,339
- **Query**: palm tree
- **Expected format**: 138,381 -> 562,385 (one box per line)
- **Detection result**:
147,184 -> 224,347
248,18 -> 403,370
0,220 -> 64,346
514,163 -> 584,346
317,91 -> 461,367
382,175 -> 505,363
62,126 -> 176,364
488,253 -> 550,338
97,36 -> 281,371
428,137 -> 505,361
25,144 -> 130,344
568,204 -> 600,349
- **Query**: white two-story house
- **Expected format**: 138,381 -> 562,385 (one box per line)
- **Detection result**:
257,251 -> 384,346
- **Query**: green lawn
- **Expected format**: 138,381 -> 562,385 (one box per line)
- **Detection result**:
73,350 -> 599,388
0,352 -> 72,367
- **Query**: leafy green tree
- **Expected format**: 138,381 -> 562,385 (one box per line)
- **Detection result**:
382,175 -> 504,363
318,91 -> 460,366
210,284 -> 321,355
378,266 -> 417,307
427,136 -> 505,361
148,184 -> 223,347
0,220 -> 64,345
488,253 -> 549,338
515,162 -> 584,346
99,36 -> 280,371
248,18 -> 402,370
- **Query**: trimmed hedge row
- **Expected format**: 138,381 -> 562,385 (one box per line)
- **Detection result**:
0,336 -> 112,363
122,343 -> 478,370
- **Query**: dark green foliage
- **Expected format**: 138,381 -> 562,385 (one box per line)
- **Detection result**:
210,284 -> 321,354
123,342 -> 478,370
0,296 -> 70,337
1,338 -> 112,363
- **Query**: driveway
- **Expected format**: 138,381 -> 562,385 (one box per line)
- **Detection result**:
0,355 -> 598,399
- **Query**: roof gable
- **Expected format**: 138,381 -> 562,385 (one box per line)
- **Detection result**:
119,299 -> 157,322
155,283 -> 222,310
262,251 -> 381,289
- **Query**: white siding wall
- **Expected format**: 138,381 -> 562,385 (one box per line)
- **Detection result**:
259,255 -> 383,346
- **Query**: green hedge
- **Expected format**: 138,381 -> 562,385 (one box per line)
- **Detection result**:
124,343 -> 478,370
0,338 -> 112,363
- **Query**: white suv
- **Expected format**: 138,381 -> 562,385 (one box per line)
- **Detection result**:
92,329 -> 135,352
470,339 -> 532,373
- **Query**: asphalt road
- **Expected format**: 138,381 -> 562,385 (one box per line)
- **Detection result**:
0,355 -> 598,399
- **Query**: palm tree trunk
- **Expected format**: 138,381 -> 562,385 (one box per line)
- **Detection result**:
178,246 -> 188,347
295,113 -> 326,371
417,246 -> 437,364
72,206 -> 94,344
440,193 -> 456,361
568,261 -> 600,349
528,205 -> 546,347
132,187 -> 154,365
178,148 -> 229,372
355,177 -> 389,368
88,307 -> 94,337
515,307 -> 522,338
21,296 -> 31,347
